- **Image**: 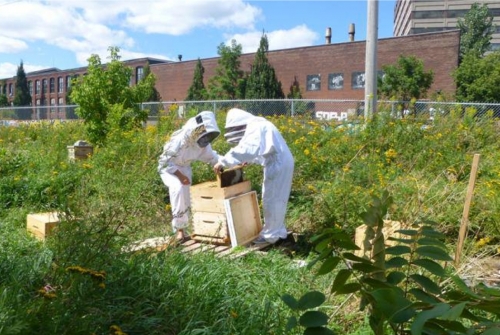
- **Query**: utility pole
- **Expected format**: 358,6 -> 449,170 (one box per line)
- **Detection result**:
364,0 -> 379,119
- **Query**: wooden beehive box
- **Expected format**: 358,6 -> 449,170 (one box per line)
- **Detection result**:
354,220 -> 402,257
67,140 -> 93,161
190,180 -> 251,245
190,166 -> 262,247
27,212 -> 60,240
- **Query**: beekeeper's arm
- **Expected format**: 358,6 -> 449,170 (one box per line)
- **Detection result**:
158,132 -> 191,184
214,125 -> 263,173
199,145 -> 220,167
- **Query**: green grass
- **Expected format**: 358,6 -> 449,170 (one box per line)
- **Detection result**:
1,107 -> 500,334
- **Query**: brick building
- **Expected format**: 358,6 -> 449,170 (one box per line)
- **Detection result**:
151,30 -> 460,101
0,58 -> 170,119
0,30 -> 460,119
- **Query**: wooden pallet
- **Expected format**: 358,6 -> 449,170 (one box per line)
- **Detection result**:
124,236 -> 271,259
180,238 -> 271,259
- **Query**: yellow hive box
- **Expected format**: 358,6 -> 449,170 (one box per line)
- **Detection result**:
27,212 -> 60,240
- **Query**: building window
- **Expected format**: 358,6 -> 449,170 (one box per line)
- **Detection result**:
447,10 -> 468,19
136,66 -> 144,84
8,83 -> 13,96
490,8 -> 500,16
42,79 -> 47,94
66,75 -> 72,89
412,10 -> 444,19
58,77 -> 64,93
410,27 -> 445,34
306,74 -> 321,91
351,72 -> 365,89
49,78 -> 55,93
328,73 -> 344,90
35,80 -> 41,95
28,81 -> 33,96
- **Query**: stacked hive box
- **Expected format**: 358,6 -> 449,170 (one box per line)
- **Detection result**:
190,170 -> 262,247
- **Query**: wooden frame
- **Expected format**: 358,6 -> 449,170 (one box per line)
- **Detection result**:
225,191 -> 262,248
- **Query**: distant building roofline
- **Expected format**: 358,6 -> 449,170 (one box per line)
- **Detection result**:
2,57 -> 172,80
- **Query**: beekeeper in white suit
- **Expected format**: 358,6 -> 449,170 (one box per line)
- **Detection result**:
214,108 -> 294,244
158,111 -> 220,241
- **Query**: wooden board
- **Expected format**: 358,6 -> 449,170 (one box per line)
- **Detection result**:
225,191 -> 262,248
455,154 -> 480,266
190,234 -> 230,245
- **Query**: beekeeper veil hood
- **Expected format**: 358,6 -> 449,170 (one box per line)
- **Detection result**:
224,108 -> 255,145
192,111 -> 220,148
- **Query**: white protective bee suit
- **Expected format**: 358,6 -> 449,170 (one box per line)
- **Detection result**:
158,111 -> 220,232
218,108 -> 294,243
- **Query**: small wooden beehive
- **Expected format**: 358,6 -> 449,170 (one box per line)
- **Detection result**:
354,220 -> 402,257
67,140 -> 93,161
27,212 -> 60,240
190,179 -> 251,245
190,166 -> 262,246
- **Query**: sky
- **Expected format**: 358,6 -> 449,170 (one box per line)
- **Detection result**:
0,0 -> 396,79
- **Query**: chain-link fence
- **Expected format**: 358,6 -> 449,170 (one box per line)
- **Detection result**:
142,99 -> 500,122
0,105 -> 79,125
2,100 -> 500,125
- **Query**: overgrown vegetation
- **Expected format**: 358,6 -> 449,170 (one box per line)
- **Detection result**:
1,105 -> 500,334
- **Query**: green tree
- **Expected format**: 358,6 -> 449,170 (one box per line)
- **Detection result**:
70,46 -> 157,145
453,51 -> 500,102
186,58 -> 207,101
457,3 -> 495,62
287,76 -> 302,99
0,94 -> 8,107
13,61 -> 31,107
65,77 -> 75,105
0,79 -> 6,95
244,33 -> 284,100
143,62 -> 162,102
378,55 -> 434,116
207,40 -> 245,100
